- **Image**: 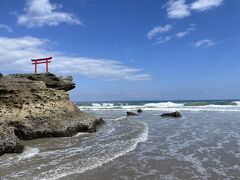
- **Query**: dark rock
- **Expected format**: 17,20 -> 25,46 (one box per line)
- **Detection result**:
91,118 -> 105,132
161,111 -> 182,118
137,109 -> 143,113
0,123 -> 24,156
8,73 -> 75,91
127,111 -> 138,116
0,74 -> 104,156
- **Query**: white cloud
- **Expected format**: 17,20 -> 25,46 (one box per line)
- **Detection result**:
176,31 -> 188,38
193,39 -> 218,48
17,0 -> 81,28
149,24 -> 196,45
147,25 -> 172,39
176,24 -> 196,38
0,36 -> 151,81
191,0 -> 224,11
0,24 -> 13,32
165,0 -> 224,19
166,0 -> 191,19
154,36 -> 173,45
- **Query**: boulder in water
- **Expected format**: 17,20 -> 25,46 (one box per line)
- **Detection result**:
127,111 -> 138,116
137,109 -> 143,113
161,111 -> 182,118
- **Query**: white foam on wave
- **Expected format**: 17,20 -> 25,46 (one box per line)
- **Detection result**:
111,116 -> 127,121
91,103 -> 101,107
143,107 -> 240,112
17,147 -> 40,160
74,132 -> 90,137
183,154 -> 207,177
41,122 -> 149,180
144,102 -> 184,108
147,103 -> 240,112
79,101 -> 240,112
92,103 -> 114,107
233,101 -> 240,106
80,106 -> 240,112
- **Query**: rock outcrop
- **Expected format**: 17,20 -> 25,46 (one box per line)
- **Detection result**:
9,73 -> 75,91
161,111 -> 182,118
0,123 -> 24,156
0,73 -> 104,156
127,111 -> 138,116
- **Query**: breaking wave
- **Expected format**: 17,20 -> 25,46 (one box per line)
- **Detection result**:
17,147 -> 40,161
78,100 -> 240,112
144,102 -> 184,108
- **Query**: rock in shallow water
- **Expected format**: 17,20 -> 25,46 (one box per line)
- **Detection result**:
161,111 -> 182,118
0,73 -> 104,156
127,111 -> 138,116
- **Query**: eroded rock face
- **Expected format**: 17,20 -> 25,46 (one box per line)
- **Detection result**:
0,123 -> 24,156
8,73 -> 76,91
0,73 -> 104,156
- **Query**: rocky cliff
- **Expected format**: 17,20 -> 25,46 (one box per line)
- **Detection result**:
9,73 -> 76,91
0,73 -> 104,156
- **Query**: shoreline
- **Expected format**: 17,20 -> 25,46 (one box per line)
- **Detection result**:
0,73 -> 105,156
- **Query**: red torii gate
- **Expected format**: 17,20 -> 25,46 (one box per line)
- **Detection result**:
31,57 -> 52,74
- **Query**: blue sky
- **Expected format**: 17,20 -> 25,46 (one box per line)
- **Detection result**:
0,0 -> 240,101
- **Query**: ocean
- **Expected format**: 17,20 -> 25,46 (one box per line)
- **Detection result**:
0,100 -> 240,179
